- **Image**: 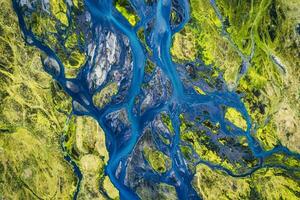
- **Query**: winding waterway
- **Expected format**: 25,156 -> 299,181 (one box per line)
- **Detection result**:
12,0 -> 300,199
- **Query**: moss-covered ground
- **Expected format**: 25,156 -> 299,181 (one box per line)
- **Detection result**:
193,164 -> 300,200
0,0 -> 76,198
64,116 -> 119,200
1,0 -> 299,199
171,0 -> 300,153
171,0 -> 300,198
0,0 -> 118,199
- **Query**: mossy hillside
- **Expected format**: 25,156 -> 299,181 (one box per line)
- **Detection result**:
115,0 -> 139,26
114,0 -> 139,26
216,0 -> 299,60
136,183 -> 178,200
143,147 -> 171,173
0,0 -> 77,198
160,112 -> 174,134
219,0 -> 300,152
1,1 -> 118,199
172,1 -> 300,196
193,164 -> 250,200
0,129 -> 76,199
93,82 -> 119,109
225,107 -> 247,131
252,168 -> 300,200
264,153 -> 300,169
179,114 -> 256,174
22,0 -> 87,78
171,0 -> 300,153
64,116 -> 120,200
171,0 -> 242,86
170,0 -> 300,197
193,164 -> 300,200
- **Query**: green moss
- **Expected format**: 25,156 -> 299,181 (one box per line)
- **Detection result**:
0,2 -> 77,198
173,0 -> 299,153
22,0 -> 87,78
64,51 -> 86,78
143,147 -> 171,173
29,13 -> 57,37
255,122 -> 279,150
0,128 -> 76,199
137,183 -> 178,200
193,86 -> 206,95
252,168 -> 300,200
172,0 -> 300,154
180,114 -> 258,173
265,153 -> 300,169
65,116 -> 119,199
193,164 -> 250,200
92,82 -> 119,109
161,113 -> 174,134
171,0 -> 242,85
114,0 -> 139,26
180,121 -> 229,170
170,26 -> 197,62
225,107 -> 247,131
0,1 -> 117,199
144,60 -> 156,74
103,176 -> 120,200
180,145 -> 193,161
50,0 -> 68,26
193,164 -> 300,200
63,34 -> 86,75
179,113 -> 189,132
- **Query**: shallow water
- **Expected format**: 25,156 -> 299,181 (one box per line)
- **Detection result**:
12,0 -> 300,199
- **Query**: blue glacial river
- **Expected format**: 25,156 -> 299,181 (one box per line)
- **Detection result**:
12,0 -> 300,199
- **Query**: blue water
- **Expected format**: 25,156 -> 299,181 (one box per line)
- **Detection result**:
12,0 -> 300,199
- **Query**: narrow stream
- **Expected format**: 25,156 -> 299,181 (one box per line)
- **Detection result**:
12,0 -> 300,199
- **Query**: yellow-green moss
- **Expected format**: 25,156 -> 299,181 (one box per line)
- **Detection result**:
255,122 -> 279,150
193,164 -> 300,200
93,82 -> 119,109
225,107 -> 247,131
65,116 -> 119,199
103,176 -> 120,200
50,0 -> 68,26
171,26 -> 197,62
64,50 -> 86,78
252,168 -> 300,200
193,86 -> 206,95
143,147 -> 171,173
170,0 -> 242,85
0,1 -> 76,198
161,113 -> 174,133
0,128 -> 77,199
115,1 -> 138,26
193,164 -> 250,200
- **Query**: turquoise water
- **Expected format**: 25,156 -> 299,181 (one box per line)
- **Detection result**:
12,0 -> 300,199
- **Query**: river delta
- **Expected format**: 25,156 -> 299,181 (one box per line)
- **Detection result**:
0,0 -> 299,199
